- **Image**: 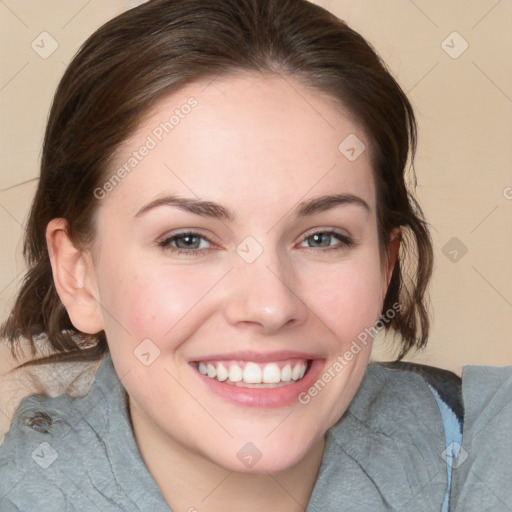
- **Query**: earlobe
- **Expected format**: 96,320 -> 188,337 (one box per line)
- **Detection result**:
46,218 -> 104,334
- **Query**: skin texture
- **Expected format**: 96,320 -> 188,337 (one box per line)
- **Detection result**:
46,71 -> 398,511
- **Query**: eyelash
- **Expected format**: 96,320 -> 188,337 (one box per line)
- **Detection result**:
157,230 -> 214,256
157,229 -> 354,256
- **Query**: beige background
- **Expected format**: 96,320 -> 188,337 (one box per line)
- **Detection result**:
0,1 -> 511,376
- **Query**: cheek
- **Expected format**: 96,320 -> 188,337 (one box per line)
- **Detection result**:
98,257 -> 222,345
96,241 -> 384,356
303,256 -> 385,340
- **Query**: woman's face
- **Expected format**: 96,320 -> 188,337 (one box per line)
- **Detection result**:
84,72 -> 394,473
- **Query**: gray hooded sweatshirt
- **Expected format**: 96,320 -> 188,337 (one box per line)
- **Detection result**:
1,353 -> 507,511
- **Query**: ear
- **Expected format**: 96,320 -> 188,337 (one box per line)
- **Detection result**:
381,227 -> 401,299
46,218 -> 104,334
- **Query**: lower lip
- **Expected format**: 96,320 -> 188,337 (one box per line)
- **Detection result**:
192,359 -> 325,408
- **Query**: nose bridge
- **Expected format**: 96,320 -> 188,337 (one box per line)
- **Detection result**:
223,237 -> 308,332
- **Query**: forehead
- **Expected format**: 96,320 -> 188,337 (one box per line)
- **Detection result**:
101,72 -> 375,220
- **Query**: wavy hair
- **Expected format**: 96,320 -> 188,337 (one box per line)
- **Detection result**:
1,0 -> 433,369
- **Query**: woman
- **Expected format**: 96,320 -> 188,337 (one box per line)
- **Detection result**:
0,0 -> 470,510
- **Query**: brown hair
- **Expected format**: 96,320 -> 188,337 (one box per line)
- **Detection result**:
1,0 -> 433,369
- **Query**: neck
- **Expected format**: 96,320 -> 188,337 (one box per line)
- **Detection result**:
129,399 -> 326,512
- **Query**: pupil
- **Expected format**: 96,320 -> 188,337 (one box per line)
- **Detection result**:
311,233 -> 329,247
177,235 -> 198,249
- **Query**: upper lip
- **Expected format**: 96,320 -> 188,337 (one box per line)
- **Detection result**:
190,350 -> 322,363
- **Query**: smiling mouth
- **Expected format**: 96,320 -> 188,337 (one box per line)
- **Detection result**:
193,359 -> 312,388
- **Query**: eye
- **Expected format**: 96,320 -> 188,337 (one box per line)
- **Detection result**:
157,230 -> 213,255
299,230 -> 353,250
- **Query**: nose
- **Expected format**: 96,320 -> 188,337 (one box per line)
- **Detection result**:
222,247 -> 309,335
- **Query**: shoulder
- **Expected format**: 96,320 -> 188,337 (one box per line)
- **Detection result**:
0,337 -> 99,445
0,392 -> 83,509
0,373 -> 102,469
0,353 -> 170,511
346,360 -> 462,432
0,355 -> 111,509
310,362 -> 460,512
449,365 -> 512,511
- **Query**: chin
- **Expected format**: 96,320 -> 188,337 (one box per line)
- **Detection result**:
207,435 -> 319,475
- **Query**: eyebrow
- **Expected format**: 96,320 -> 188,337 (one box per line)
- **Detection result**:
134,193 -> 370,220
134,195 -> 236,220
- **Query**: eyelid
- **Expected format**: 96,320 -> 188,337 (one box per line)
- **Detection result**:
295,228 -> 355,253
298,226 -> 353,242
158,228 -> 212,241
157,229 -> 217,251
157,227 -> 354,255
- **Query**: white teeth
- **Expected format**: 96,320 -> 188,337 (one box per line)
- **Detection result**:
262,363 -> 281,383
197,360 -> 308,385
228,365 -> 243,382
291,363 -> 302,381
207,363 -> 217,379
281,364 -> 292,382
216,363 -> 229,382
243,362 -> 262,384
